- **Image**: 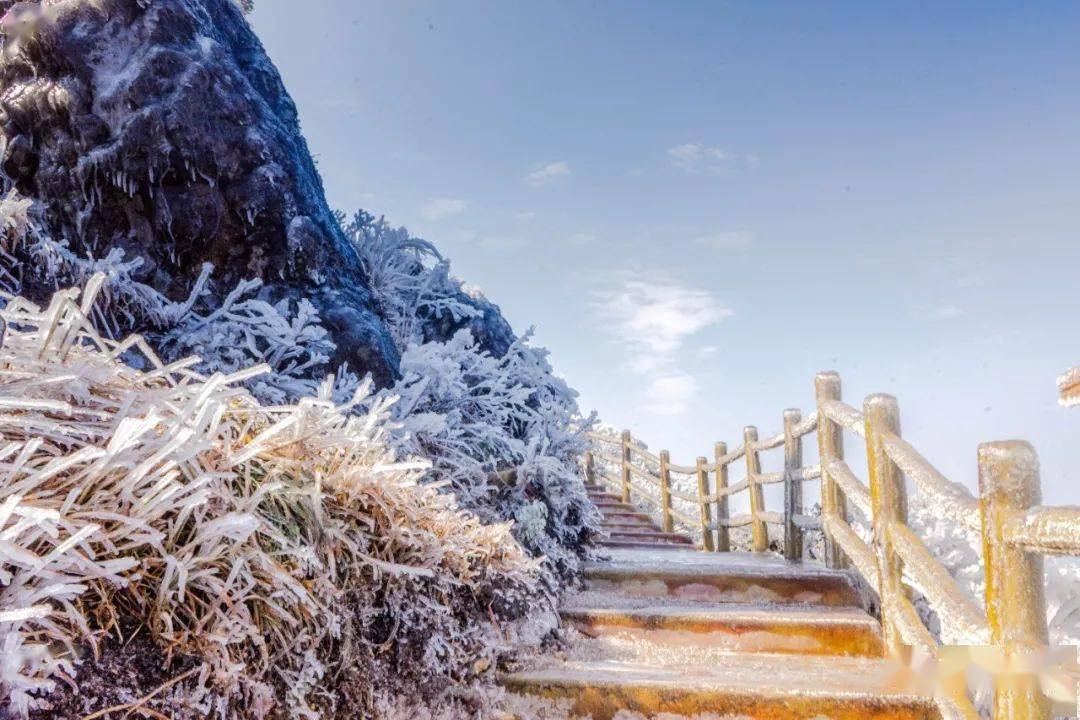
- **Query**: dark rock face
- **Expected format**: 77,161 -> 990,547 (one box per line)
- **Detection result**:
0,0 -> 403,384
432,292 -> 515,358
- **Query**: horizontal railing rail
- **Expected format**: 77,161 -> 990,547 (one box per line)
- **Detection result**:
583,370 -> 1079,720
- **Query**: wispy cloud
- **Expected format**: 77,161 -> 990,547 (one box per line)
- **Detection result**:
525,160 -> 571,186
925,304 -> 966,321
592,273 -> 732,415
452,228 -> 528,251
644,374 -> 700,416
694,230 -> 756,251
514,210 -> 537,221
419,197 -> 468,220
566,232 -> 596,245
668,143 -> 758,173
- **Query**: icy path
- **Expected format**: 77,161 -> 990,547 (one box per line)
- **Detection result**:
499,485 -> 941,720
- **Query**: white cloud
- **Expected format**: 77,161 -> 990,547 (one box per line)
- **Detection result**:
514,210 -> 537,221
644,374 -> 699,416
525,160 -> 571,186
592,273 -> 732,416
566,232 -> 596,245
694,231 -> 756,251
668,143 -> 757,172
669,143 -> 728,171
452,228 -> 527,251
926,304 -> 966,321
419,197 -> 468,220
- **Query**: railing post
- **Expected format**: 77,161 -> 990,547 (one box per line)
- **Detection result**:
659,450 -> 674,533
744,426 -> 769,553
978,441 -> 1051,720
782,409 -> 804,562
714,442 -> 730,552
696,456 -> 715,551
620,430 -> 632,504
584,450 -> 596,486
815,371 -> 848,570
864,394 -> 909,656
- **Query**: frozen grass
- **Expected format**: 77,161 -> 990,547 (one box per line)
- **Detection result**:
0,276 -> 551,718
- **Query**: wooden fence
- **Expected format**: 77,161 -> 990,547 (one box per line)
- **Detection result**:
584,371 -> 1080,720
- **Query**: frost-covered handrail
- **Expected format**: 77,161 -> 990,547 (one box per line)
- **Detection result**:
586,403 -> 828,558
626,462 -> 658,483
880,430 -> 981,531
825,459 -> 872,516
592,451 -> 624,468
720,513 -> 754,529
756,510 -> 783,526
887,521 -> 989,642
699,476 -> 750,502
710,444 -> 746,469
823,514 -> 878,588
585,373 -> 1080,720
819,398 -> 865,438
626,444 -> 661,466
666,486 -> 699,503
1002,505 -> 1080,556
750,429 -> 785,452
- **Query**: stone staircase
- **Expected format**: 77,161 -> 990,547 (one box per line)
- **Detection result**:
501,484 -> 942,719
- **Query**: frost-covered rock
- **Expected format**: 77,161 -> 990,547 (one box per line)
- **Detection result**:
0,0 -> 401,384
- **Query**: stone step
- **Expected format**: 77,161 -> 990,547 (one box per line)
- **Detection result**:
597,510 -> 654,523
601,517 -> 658,527
591,495 -> 632,504
601,524 -> 666,534
605,530 -> 693,544
584,548 -> 862,607
599,540 -> 696,551
593,501 -> 637,512
560,603 -> 883,658
502,653 -> 938,720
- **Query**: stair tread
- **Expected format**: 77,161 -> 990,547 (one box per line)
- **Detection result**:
562,602 -> 877,627
605,531 -> 692,540
505,652 -> 932,702
599,541 -> 694,550
588,547 -> 850,581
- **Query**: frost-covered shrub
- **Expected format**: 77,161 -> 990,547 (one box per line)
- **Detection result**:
343,210 -> 480,351
0,191 -> 352,405
346,212 -> 601,575
0,277 -> 549,719
390,329 -> 600,575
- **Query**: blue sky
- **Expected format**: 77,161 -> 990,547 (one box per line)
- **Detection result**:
251,2 -> 1080,504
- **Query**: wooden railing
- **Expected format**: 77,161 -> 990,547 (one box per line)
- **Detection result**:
585,371 -> 1080,720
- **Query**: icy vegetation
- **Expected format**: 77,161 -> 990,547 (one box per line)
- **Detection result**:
0,82 -> 597,720
0,1 -> 600,711
344,210 -> 601,574
0,276 -> 561,719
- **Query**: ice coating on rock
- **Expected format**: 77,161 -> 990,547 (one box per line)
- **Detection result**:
0,0 -> 406,383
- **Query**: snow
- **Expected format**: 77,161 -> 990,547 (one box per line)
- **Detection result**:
0,276 -> 551,719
